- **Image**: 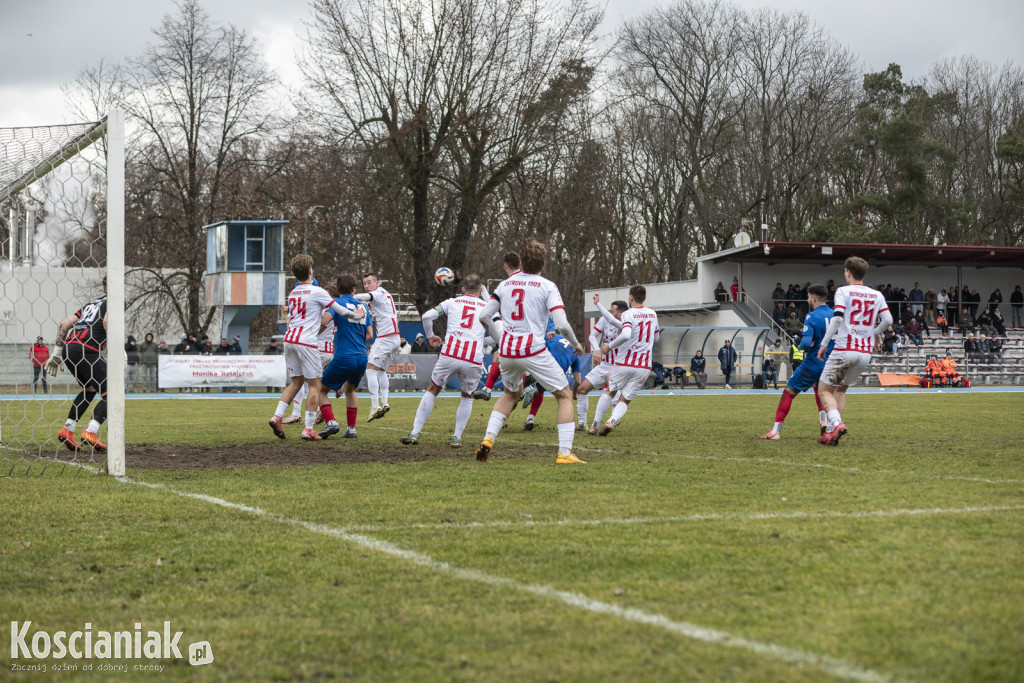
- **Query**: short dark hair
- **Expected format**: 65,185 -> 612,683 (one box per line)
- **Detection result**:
337,274 -> 359,294
807,284 -> 827,300
629,285 -> 647,303
361,272 -> 378,282
845,256 -> 868,281
291,254 -> 313,281
502,251 -> 521,270
611,300 -> 628,313
520,238 -> 546,274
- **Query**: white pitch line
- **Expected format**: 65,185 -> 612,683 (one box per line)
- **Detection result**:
340,504 -> 1024,533
96,468 -> 891,683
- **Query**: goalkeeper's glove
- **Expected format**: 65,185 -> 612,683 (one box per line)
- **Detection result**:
44,356 -> 64,377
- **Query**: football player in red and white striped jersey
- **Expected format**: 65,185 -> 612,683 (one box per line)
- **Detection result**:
816,256 -> 892,445
475,238 -> 586,464
356,273 -> 401,422
399,274 -> 497,448
576,294 -> 627,433
597,285 -> 660,436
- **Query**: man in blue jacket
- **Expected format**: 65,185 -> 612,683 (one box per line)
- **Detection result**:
718,339 -> 737,388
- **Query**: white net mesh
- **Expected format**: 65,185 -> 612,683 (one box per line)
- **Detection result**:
1,119 -> 115,475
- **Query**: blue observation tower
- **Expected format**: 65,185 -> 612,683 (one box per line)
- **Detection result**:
204,220 -> 288,351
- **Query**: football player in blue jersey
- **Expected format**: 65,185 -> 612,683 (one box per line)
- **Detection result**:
521,334 -> 582,431
316,274 -> 370,439
761,284 -> 834,440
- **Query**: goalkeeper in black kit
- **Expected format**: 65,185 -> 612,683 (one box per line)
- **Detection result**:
46,278 -> 109,451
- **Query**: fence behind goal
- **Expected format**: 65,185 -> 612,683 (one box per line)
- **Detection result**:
0,112 -> 125,476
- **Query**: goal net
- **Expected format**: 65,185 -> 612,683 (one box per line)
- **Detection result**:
0,112 -> 125,476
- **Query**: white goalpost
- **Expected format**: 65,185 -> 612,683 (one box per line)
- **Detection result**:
0,111 -> 125,476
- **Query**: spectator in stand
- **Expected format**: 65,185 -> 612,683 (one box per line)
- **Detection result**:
767,337 -> 789,377
1011,285 -> 1023,328
790,333 -> 805,369
714,281 -> 728,302
783,310 -> 803,339
882,325 -> 900,355
398,336 -> 412,354
771,282 -> 786,306
689,350 -> 707,389
975,308 -> 996,337
936,312 -> 949,337
977,335 -> 992,364
958,308 -> 974,337
904,317 -> 923,346
139,333 -> 158,392
924,289 -> 938,326
230,335 -> 243,354
124,335 -> 140,393
898,288 -> 912,323
893,318 -> 906,346
263,337 -> 283,392
826,282 -> 837,308
786,283 -> 801,311
968,288 -> 981,321
718,339 -> 737,389
410,333 -> 430,353
30,336 -> 50,394
729,276 -> 739,301
936,288 -> 949,321
987,336 -> 1003,362
988,288 -> 1003,309
772,302 -> 788,328
186,331 -> 202,355
964,333 -> 983,362
200,334 -> 213,354
909,282 -> 924,317
157,340 -> 170,392
213,338 -> 231,355
947,286 -> 959,326
761,354 -> 778,390
173,333 -> 190,355
992,308 -> 1007,337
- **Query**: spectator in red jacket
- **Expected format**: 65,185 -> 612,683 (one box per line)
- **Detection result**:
30,336 -> 50,394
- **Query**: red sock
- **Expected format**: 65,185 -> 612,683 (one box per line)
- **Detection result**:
320,403 -> 335,423
485,363 -> 501,389
529,390 -> 544,416
812,384 -> 824,411
775,391 -> 795,424
346,407 -> 357,427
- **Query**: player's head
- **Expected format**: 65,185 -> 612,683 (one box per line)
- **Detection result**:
520,238 -> 545,274
502,251 -> 521,275
628,285 -> 646,306
461,273 -> 482,296
361,272 -> 379,292
807,284 -> 827,309
843,256 -> 868,284
610,300 -> 628,319
337,274 -> 359,295
291,254 -> 314,282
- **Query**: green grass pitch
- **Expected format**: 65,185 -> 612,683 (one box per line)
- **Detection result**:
2,391 -> 1023,681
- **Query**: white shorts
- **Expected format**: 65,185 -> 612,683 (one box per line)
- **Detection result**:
431,355 -> 484,394
607,365 -> 650,402
500,351 -> 569,394
320,351 -> 334,370
820,350 -> 872,387
285,344 -> 322,380
584,363 -> 612,390
368,334 -> 401,370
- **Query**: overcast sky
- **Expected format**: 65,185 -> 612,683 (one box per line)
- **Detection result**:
2,0 -> 1022,127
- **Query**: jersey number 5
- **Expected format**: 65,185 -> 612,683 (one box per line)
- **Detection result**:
460,307 -> 476,329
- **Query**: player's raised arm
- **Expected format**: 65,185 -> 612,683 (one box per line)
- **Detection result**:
421,305 -> 446,346
479,298 -> 501,341
550,308 -> 582,354
595,299 -> 622,329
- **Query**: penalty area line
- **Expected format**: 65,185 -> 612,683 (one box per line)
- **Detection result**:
97,467 -> 891,683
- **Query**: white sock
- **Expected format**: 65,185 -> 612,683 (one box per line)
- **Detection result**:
454,397 -> 474,439
610,401 -> 628,423
379,370 -> 390,405
292,384 -> 307,416
275,401 -> 288,418
367,371 -> 380,410
557,422 -> 574,453
486,410 -> 506,440
64,418 -> 77,431
818,410 -> 827,425
827,409 -> 841,429
576,393 -> 589,424
305,411 -> 316,429
86,419 -> 101,435
593,393 -> 613,426
412,392 -> 436,433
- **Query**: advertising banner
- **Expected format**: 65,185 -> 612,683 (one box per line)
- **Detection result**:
158,355 -> 286,388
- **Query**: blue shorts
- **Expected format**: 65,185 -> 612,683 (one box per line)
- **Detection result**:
322,355 -> 367,392
786,360 -> 824,393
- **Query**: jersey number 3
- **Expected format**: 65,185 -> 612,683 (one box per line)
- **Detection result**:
510,289 -> 525,321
